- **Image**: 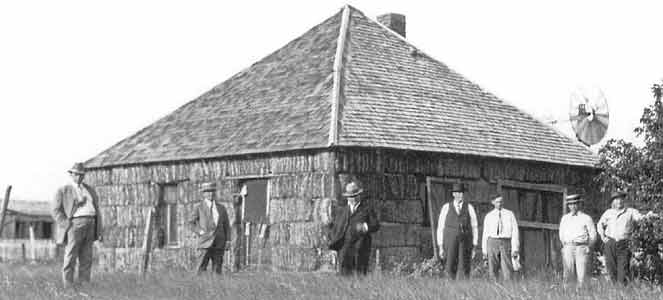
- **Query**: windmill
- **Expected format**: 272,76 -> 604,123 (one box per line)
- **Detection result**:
546,86 -> 610,147
568,86 -> 610,146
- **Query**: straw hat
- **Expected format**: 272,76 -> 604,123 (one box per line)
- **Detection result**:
565,194 -> 584,204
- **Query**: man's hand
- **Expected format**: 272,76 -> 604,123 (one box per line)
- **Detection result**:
438,247 -> 445,261
511,251 -> 519,258
471,246 -> 478,259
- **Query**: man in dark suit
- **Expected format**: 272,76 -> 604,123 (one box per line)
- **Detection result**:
329,181 -> 380,275
189,182 -> 231,274
52,162 -> 103,289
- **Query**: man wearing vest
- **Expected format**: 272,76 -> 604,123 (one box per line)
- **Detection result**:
189,182 -> 231,274
52,162 -> 103,289
481,194 -> 520,281
328,181 -> 380,276
437,183 -> 479,279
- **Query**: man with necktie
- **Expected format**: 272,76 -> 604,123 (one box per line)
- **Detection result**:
481,194 -> 519,281
189,182 -> 231,274
559,194 -> 597,288
437,183 -> 479,279
328,181 -> 380,275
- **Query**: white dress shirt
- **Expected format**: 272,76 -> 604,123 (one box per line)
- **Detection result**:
559,211 -> 596,245
204,199 -> 219,226
481,208 -> 519,253
437,201 -> 479,248
597,208 -> 645,241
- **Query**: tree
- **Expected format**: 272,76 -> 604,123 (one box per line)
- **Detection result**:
594,80 -> 663,283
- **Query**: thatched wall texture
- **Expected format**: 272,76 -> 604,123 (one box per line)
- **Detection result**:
86,147 -> 598,273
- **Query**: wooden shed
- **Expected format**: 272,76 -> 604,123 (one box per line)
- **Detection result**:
0,200 -> 55,240
84,5 -> 599,272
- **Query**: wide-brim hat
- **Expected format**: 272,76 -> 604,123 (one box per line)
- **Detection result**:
342,182 -> 363,197
200,182 -> 217,193
67,162 -> 86,175
611,191 -> 627,200
451,183 -> 465,193
565,194 -> 584,204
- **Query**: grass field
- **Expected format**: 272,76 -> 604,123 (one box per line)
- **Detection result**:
1,263 -> 662,300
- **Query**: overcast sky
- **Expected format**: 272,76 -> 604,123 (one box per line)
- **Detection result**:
1,0 -> 662,201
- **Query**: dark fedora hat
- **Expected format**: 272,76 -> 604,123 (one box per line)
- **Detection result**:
68,162 -> 86,175
451,183 -> 465,193
611,191 -> 628,200
565,194 -> 584,204
342,182 -> 363,197
200,182 -> 217,193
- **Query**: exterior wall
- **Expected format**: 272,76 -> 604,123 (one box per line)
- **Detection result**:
85,147 -> 599,273
333,147 -> 600,271
85,150 -> 335,272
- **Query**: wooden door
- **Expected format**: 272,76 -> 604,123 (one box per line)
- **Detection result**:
498,180 -> 566,271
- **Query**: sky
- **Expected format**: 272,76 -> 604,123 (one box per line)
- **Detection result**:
1,1 -> 662,201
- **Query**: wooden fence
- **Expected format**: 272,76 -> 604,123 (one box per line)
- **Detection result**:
0,239 -> 59,262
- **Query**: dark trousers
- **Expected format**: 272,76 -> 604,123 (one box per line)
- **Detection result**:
604,239 -> 631,284
338,235 -> 371,276
487,238 -> 513,281
198,248 -> 225,274
444,231 -> 472,279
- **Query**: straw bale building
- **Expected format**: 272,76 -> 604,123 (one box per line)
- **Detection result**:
84,5 -> 600,272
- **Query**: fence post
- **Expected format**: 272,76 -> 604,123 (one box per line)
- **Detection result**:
0,186 -> 12,236
29,224 -> 36,263
141,208 -> 155,276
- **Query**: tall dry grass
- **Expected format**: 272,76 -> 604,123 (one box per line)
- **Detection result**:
1,263 -> 662,300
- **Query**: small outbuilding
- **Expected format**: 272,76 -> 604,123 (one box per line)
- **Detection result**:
84,5 -> 599,272
0,200 -> 55,240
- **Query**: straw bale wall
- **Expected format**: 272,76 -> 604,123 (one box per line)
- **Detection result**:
334,147 -> 598,271
85,147 -> 597,273
85,150 -> 334,273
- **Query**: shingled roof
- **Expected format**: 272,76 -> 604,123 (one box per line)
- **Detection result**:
86,5 -> 598,168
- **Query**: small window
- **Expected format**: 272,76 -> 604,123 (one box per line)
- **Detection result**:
42,222 -> 53,239
241,179 -> 269,223
158,185 -> 179,247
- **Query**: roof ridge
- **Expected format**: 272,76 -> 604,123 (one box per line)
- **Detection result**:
359,8 -> 596,159
328,5 -> 351,147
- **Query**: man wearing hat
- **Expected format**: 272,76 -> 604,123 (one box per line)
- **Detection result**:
597,191 -> 657,284
437,183 -> 479,279
328,181 -> 380,275
52,162 -> 103,288
189,181 -> 230,274
558,194 -> 597,288
481,193 -> 520,281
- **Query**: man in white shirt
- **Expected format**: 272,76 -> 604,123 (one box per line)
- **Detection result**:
437,183 -> 479,279
481,194 -> 519,281
559,194 -> 597,288
597,191 -> 656,284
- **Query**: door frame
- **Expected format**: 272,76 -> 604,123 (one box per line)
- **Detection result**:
425,176 -> 461,259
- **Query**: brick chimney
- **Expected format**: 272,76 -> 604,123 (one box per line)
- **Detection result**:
377,13 -> 406,37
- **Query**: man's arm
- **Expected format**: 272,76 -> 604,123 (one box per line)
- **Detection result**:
481,213 -> 490,256
468,204 -> 479,246
596,212 -> 607,241
586,215 -> 597,246
437,204 -> 448,250
510,211 -> 520,253
188,204 -> 203,235
558,215 -> 567,244
366,205 -> 380,233
51,188 -> 67,224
